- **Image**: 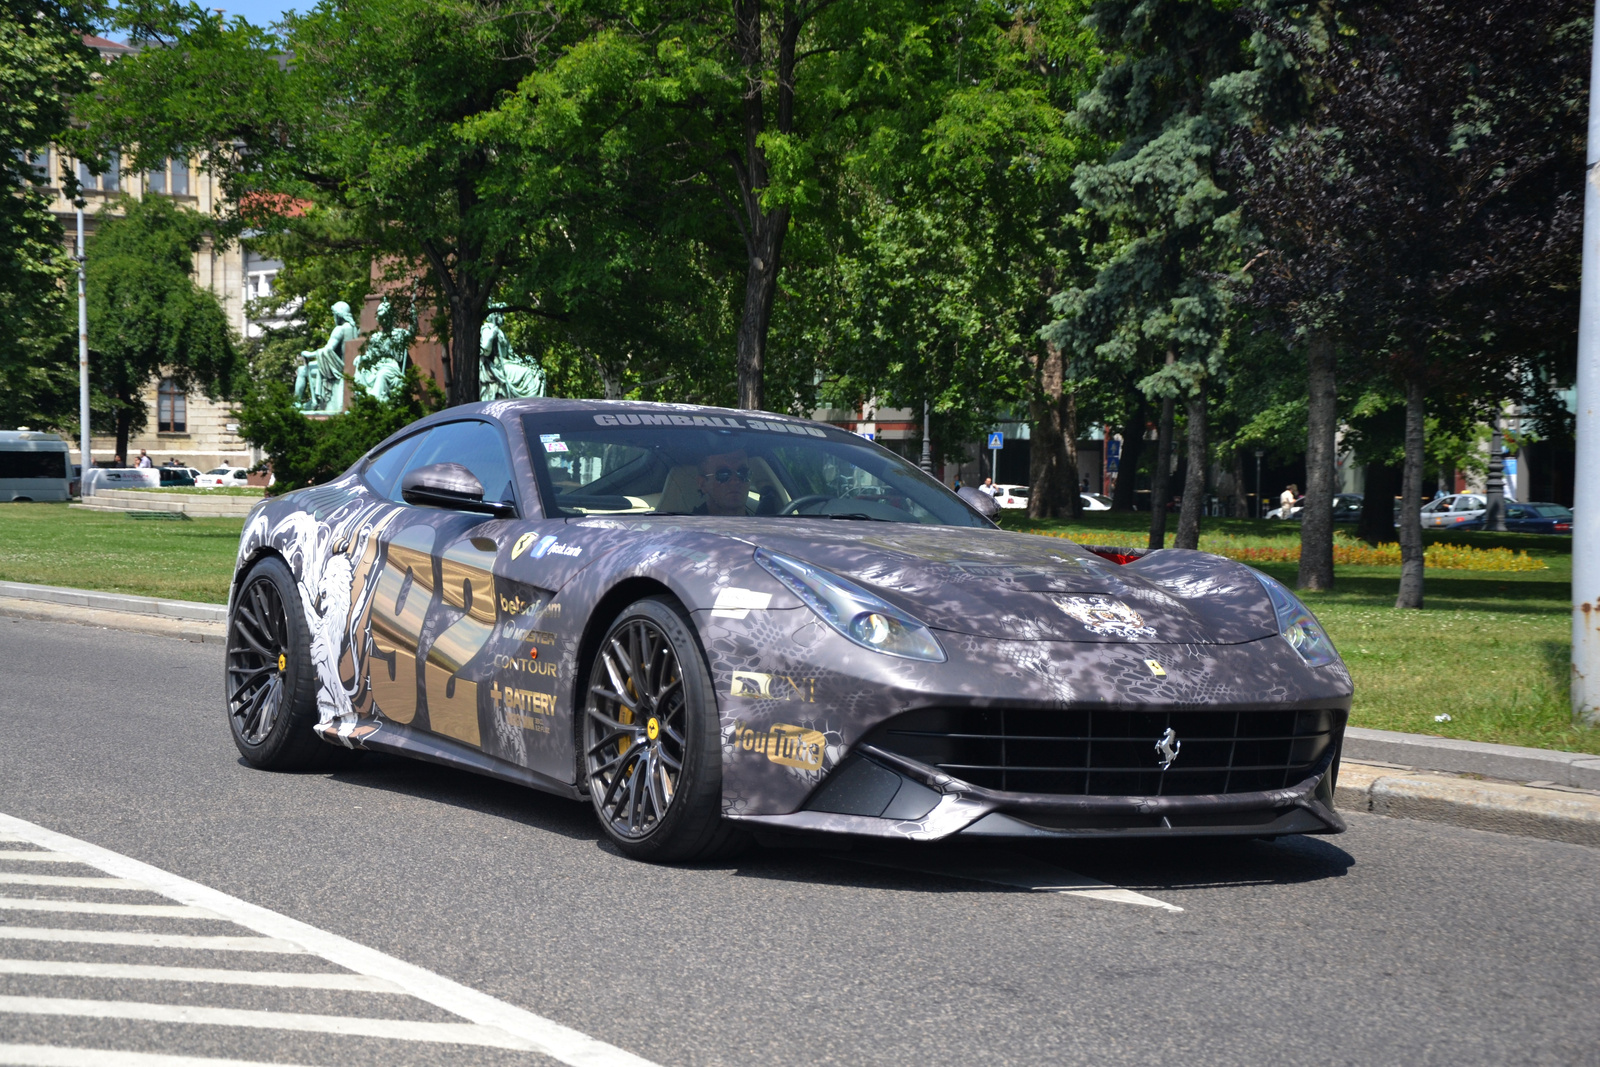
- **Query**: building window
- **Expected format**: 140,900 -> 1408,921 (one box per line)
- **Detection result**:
170,157 -> 189,195
146,164 -> 165,193
247,270 -> 278,302
157,378 -> 187,433
20,148 -> 49,184
74,152 -> 121,193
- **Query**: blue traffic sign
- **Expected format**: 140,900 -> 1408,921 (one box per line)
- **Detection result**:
987,431 -> 1004,449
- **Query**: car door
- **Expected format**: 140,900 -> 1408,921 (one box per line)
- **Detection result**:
361,419 -> 528,754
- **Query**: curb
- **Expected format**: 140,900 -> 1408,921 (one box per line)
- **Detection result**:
0,580 -> 227,645
1344,726 -> 1600,792
1337,762 -> 1600,848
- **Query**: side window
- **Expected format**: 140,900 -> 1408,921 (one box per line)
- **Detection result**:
400,421 -> 517,506
365,432 -> 426,499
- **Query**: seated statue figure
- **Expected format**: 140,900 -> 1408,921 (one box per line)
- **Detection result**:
355,298 -> 413,404
294,300 -> 359,414
479,308 -> 546,401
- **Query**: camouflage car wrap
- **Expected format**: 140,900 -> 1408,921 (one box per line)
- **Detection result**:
229,398 -> 1353,842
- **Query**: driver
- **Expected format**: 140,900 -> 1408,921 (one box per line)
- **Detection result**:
695,449 -> 752,516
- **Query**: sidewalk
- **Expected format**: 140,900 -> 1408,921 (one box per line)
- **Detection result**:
1,578 -> 1597,846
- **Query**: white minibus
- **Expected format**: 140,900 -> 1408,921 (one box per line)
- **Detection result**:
0,431 -> 73,502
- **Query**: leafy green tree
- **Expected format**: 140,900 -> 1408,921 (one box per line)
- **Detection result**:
86,195 -> 242,459
1233,0 -> 1587,608
0,0 -> 103,430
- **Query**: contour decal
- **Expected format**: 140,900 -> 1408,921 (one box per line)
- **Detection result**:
1053,595 -> 1158,639
730,671 -> 816,703
511,532 -> 537,560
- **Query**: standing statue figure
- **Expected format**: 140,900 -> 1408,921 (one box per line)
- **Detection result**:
355,298 -> 414,403
294,300 -> 359,414
479,307 -> 546,401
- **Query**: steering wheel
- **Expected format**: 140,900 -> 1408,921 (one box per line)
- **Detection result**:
779,494 -> 833,516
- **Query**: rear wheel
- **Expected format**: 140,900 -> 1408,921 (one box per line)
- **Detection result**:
582,597 -> 741,861
226,556 -> 354,771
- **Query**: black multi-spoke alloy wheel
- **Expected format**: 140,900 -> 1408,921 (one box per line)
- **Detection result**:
583,597 -> 741,861
226,556 -> 353,771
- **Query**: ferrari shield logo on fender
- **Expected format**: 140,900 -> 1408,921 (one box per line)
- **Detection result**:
1053,595 -> 1157,638
1155,727 -> 1181,770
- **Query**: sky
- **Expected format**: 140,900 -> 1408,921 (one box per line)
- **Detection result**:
205,0 -> 300,29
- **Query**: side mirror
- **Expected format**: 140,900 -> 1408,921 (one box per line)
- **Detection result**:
400,463 -> 515,517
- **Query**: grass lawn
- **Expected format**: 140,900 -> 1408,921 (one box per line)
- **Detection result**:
1,500 -> 1592,753
0,502 -> 243,603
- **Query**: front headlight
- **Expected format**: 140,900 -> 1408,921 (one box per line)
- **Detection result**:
755,548 -> 946,662
1253,572 -> 1339,667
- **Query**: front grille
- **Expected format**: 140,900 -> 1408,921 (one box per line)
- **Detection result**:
863,707 -> 1341,797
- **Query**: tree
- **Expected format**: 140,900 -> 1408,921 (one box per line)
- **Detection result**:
1235,0 -> 1587,607
85,195 -> 242,459
0,0 -> 103,431
1043,0 -> 1275,549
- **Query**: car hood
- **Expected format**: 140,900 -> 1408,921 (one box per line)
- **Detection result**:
735,522 -> 1280,645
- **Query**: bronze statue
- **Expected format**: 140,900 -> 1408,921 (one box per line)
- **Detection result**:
295,301 -> 359,414
355,298 -> 413,403
479,307 -> 546,401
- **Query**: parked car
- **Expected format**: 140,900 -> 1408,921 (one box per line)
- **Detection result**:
195,466 -> 251,488
1459,502 -> 1572,535
993,483 -> 1029,509
1081,493 -> 1113,512
1420,493 -> 1486,528
1269,493 -> 1363,522
224,397 -> 1351,861
158,466 -> 196,487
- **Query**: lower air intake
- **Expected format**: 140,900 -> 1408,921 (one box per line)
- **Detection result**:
862,707 -> 1341,796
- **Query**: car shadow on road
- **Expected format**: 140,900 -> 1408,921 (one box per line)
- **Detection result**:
730,833 -> 1354,897
318,751 -> 599,841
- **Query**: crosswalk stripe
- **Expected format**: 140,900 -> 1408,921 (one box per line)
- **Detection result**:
0,997 -> 534,1050
0,836 -> 28,844
0,813 -> 663,1067
0,899 -> 218,919
0,960 -> 402,992
0,852 -> 83,864
0,1043 -> 318,1066
0,928 -> 307,953
0,873 -> 148,890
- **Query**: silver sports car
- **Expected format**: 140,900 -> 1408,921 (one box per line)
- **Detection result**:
225,399 -> 1352,861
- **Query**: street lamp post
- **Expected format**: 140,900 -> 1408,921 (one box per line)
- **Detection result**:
76,202 -> 90,480
920,399 -> 933,475
1254,448 -> 1264,520
1486,416 -> 1507,532
1573,0 -> 1600,726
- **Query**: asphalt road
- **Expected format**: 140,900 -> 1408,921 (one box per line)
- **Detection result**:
1,614 -> 1597,1066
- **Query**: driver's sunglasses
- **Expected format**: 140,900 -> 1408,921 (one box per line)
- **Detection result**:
707,466 -> 751,484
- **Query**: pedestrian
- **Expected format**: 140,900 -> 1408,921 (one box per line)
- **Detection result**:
1279,483 -> 1298,516
136,450 -> 152,469
979,477 -> 997,496
113,454 -> 124,468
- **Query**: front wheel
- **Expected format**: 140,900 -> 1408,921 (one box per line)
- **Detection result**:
226,556 -> 355,771
582,597 -> 741,862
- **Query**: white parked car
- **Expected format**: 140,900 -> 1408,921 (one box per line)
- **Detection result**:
195,466 -> 251,488
993,483 -> 1030,509
990,484 -> 1111,512
1420,493 -> 1487,528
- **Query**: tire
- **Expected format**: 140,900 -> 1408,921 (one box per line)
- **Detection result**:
581,596 -> 743,862
226,556 -> 357,772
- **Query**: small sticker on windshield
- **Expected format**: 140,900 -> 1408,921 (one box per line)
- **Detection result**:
539,433 -> 562,442
543,441 -> 569,453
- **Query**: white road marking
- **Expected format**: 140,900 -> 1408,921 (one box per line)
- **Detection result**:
842,849 -> 1185,912
0,928 -> 306,954
0,852 -> 83,863
0,960 -> 403,992
0,873 -> 148,890
0,899 -> 217,919
0,813 -> 662,1067
0,997 -> 533,1051
0,835 -> 29,844
0,1045 -> 313,1067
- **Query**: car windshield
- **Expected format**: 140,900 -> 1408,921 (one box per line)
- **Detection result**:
522,412 -> 988,526
205,468 -> 228,475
